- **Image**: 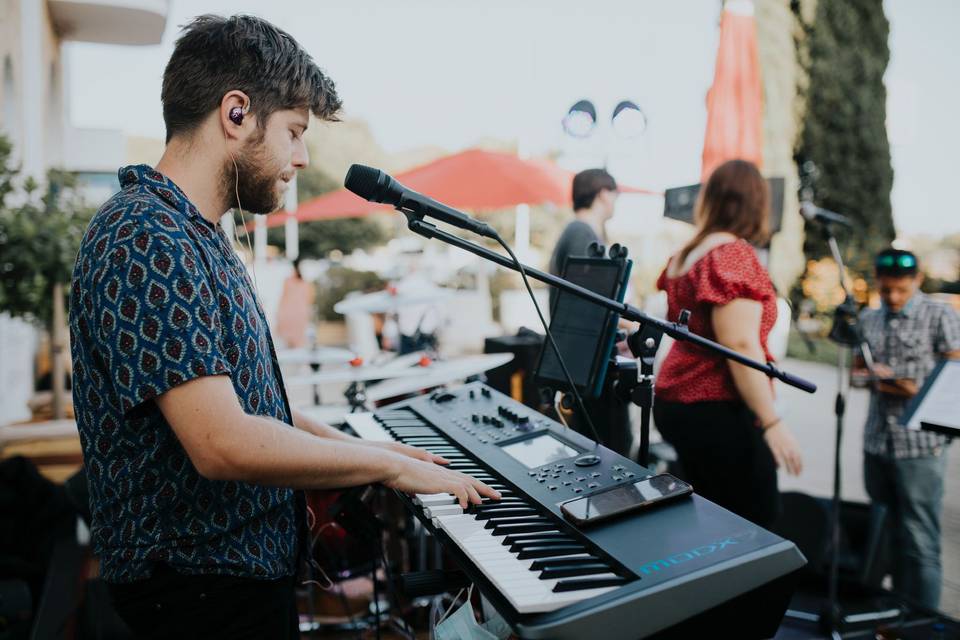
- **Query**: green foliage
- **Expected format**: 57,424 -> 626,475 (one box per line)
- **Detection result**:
794,0 -> 895,279
0,135 -> 95,326
266,166 -> 388,258
314,266 -> 386,321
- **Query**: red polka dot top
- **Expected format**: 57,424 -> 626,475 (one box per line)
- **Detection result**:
655,239 -> 777,404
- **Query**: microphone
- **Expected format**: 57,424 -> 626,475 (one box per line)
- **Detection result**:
345,164 -> 497,239
800,201 -> 852,227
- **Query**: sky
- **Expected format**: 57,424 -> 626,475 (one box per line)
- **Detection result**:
65,0 -> 958,237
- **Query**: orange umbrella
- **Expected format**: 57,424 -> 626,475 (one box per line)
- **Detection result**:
701,0 -> 764,182
263,148 -> 657,228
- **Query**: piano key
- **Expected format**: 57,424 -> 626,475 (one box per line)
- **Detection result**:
424,504 -> 464,518
484,516 -> 551,530
434,516 -> 618,612
474,508 -> 539,521
344,413 -> 394,442
539,563 -> 613,580
415,493 -> 457,506
509,538 -> 581,550
515,545 -> 589,560
469,502 -> 534,513
552,575 -> 629,592
502,532 -> 571,546
491,522 -> 557,536
530,556 -> 608,570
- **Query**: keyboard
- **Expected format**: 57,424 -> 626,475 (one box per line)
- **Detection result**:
346,382 -> 805,638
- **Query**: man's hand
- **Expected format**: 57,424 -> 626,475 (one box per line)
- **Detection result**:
369,440 -> 450,466
383,457 -> 500,508
872,363 -> 896,379
877,379 -> 919,397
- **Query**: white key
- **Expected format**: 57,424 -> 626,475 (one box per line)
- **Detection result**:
434,513 -> 619,613
424,504 -> 464,518
344,413 -> 394,442
415,493 -> 456,506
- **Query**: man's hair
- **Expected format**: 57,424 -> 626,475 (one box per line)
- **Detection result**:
875,247 -> 919,277
572,168 -> 617,211
161,14 -> 342,143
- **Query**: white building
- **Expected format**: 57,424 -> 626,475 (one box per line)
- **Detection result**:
0,0 -> 169,424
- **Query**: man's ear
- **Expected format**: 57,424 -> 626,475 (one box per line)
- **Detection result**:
220,90 -> 252,140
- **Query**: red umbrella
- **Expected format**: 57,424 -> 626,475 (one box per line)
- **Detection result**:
263,148 -> 657,228
701,0 -> 764,182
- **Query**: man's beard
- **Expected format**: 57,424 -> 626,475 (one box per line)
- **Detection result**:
222,135 -> 286,215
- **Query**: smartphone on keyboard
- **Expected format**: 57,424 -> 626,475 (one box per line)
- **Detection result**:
561,473 -> 692,527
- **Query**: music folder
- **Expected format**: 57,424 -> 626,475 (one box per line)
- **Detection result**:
900,359 -> 960,436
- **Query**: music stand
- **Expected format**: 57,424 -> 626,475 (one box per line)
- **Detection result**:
901,359 -> 960,436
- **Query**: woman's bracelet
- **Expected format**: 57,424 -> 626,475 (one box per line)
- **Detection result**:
760,416 -> 782,431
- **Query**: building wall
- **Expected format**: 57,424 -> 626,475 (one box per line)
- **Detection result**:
756,0 -> 806,295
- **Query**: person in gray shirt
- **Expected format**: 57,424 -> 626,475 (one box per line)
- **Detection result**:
545,169 -> 634,455
548,169 -> 619,309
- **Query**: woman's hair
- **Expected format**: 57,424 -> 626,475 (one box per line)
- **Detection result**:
677,159 -> 769,265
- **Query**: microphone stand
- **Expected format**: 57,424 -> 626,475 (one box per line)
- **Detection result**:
814,220 -> 879,638
401,211 -> 817,395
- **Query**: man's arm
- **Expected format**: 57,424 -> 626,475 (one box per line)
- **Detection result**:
155,375 -> 498,507
290,407 -> 449,464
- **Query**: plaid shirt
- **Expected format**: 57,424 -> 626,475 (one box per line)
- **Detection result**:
859,292 -> 960,459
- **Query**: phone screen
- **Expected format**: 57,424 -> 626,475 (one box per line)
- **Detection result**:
561,474 -> 692,525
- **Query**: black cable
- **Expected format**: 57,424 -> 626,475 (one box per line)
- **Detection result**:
372,538 -> 381,640
493,232 -> 603,448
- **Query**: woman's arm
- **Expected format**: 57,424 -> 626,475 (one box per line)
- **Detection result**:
712,299 -> 803,475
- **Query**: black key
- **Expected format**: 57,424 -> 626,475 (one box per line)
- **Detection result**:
475,508 -> 538,521
530,556 -> 604,570
491,522 -> 556,536
480,500 -> 523,509
502,532 -> 569,546
509,538 -> 578,550
484,516 -> 550,530
552,576 -> 630,592
470,502 -> 532,513
539,563 -> 612,580
515,545 -> 588,560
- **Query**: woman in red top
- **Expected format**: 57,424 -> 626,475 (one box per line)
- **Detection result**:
654,160 -> 802,528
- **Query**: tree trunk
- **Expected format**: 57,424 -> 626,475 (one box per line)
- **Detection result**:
52,282 -> 66,420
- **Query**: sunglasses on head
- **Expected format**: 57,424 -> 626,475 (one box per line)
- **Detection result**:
875,254 -> 917,270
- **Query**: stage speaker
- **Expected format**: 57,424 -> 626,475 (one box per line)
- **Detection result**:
664,177 -> 785,234
772,492 -> 891,590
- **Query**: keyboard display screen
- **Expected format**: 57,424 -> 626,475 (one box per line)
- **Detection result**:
501,433 -> 579,468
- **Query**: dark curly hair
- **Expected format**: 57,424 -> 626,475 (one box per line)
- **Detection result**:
161,14 -> 342,142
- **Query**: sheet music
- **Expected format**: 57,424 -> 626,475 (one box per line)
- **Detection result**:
906,360 -> 960,430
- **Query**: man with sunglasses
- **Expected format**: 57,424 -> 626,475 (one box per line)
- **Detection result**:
852,248 -> 960,610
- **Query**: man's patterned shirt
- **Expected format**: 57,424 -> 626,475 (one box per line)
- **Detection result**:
69,165 -> 298,583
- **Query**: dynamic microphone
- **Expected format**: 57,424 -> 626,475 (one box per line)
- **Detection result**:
800,201 -> 852,227
345,164 -> 497,239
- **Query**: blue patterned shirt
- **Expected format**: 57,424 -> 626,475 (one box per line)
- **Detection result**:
70,165 -> 299,583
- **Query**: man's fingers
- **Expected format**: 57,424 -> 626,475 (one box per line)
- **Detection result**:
453,486 -> 469,509
474,479 -> 501,500
465,483 -> 483,506
432,454 -> 450,465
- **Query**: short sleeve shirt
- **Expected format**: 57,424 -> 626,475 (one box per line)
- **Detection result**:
69,165 -> 298,583
655,240 -> 778,404
548,220 -> 602,311
859,293 -> 960,459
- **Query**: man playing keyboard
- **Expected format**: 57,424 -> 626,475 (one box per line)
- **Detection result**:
69,15 -> 498,639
